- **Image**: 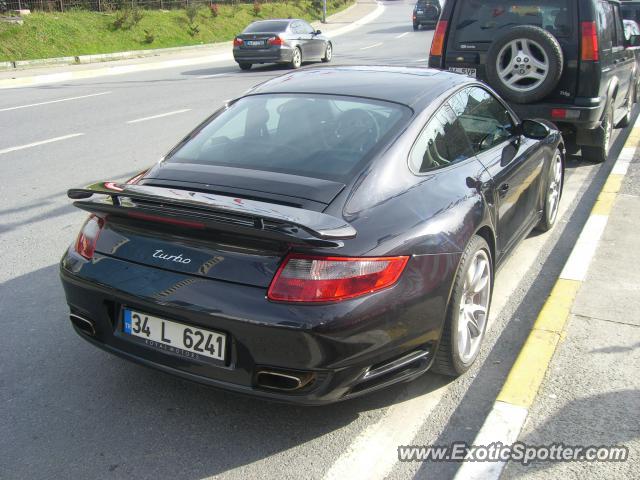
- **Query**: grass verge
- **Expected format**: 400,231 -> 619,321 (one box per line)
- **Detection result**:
0,1 -> 354,62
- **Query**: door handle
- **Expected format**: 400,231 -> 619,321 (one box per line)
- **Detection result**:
499,183 -> 510,196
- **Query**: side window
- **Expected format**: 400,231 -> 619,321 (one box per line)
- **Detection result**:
449,87 -> 514,153
613,5 -> 625,46
597,1 -> 614,51
290,22 -> 301,34
409,105 -> 475,173
302,21 -> 315,34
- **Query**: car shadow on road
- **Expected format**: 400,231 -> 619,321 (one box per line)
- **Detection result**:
0,263 -> 448,479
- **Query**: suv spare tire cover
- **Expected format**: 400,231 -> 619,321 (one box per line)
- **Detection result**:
486,25 -> 564,104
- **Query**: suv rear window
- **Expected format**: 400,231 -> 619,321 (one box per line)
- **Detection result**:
454,0 -> 572,44
622,5 -> 640,23
168,94 -> 410,183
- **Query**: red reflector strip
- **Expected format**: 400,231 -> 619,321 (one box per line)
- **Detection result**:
268,254 -> 409,302
581,21 -> 599,61
127,211 -> 206,229
430,20 -> 448,57
551,108 -> 567,119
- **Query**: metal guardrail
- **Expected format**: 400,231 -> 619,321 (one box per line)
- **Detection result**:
2,0 -> 296,12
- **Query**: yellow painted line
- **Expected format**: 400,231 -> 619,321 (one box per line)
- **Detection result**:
592,191 -> 617,216
533,279 -> 581,333
602,174 -> 624,193
497,329 -> 560,408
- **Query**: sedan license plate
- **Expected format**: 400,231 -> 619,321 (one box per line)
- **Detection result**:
417,10 -> 424,13
123,309 -> 226,362
245,40 -> 264,47
448,67 -> 477,78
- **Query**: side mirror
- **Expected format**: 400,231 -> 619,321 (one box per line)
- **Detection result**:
315,29 -> 322,35
626,34 -> 640,47
520,119 -> 550,139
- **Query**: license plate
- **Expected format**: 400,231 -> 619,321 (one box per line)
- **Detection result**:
245,40 -> 264,47
123,309 -> 226,362
417,10 -> 424,13
448,67 -> 477,77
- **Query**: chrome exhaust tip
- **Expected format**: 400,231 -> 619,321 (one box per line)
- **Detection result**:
255,370 -> 315,391
69,313 -> 96,337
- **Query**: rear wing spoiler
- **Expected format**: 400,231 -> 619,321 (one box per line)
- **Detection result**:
68,182 -> 356,247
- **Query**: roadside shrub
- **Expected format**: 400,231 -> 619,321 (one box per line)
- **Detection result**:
209,3 -> 219,18
112,9 -> 131,30
131,8 -> 144,26
143,29 -> 154,44
185,5 -> 199,37
253,0 -> 261,16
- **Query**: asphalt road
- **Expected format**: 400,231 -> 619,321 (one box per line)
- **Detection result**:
0,2 -> 636,479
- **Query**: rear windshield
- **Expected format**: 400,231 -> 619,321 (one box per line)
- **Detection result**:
243,21 -> 290,33
167,94 -> 410,182
454,0 -> 572,44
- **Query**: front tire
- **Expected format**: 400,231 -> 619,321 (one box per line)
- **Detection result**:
290,47 -> 302,69
536,148 -> 563,232
432,236 -> 493,376
322,42 -> 332,63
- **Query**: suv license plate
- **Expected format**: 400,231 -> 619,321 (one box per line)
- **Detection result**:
123,309 -> 226,362
448,67 -> 477,78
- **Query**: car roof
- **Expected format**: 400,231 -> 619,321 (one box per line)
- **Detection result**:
246,66 -> 473,109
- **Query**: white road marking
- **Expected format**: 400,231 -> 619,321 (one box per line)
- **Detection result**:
360,42 -> 384,50
196,73 -> 228,79
324,383 -> 448,480
326,2 -> 386,39
612,146 -> 636,174
560,215 -> 609,281
0,91 -> 111,112
453,402 -> 528,480
395,32 -> 410,39
0,133 -> 85,156
416,58 -> 429,62
126,109 -> 191,124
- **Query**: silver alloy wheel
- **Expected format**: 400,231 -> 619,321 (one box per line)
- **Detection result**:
457,250 -> 491,363
292,48 -> 301,68
546,151 -> 562,224
496,38 -> 549,92
325,43 -> 332,61
604,108 -> 612,153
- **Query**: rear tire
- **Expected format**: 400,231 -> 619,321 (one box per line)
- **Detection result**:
290,47 -> 302,69
582,103 -> 613,163
413,23 -> 419,31
238,63 -> 252,71
432,236 -> 492,377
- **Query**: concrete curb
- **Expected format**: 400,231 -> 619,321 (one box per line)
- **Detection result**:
0,1 -> 361,72
453,118 -> 640,480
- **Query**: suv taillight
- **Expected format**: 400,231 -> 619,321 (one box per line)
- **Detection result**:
581,21 -> 599,61
268,36 -> 285,46
430,20 -> 448,57
75,215 -> 104,260
267,254 -> 409,302
233,37 -> 243,47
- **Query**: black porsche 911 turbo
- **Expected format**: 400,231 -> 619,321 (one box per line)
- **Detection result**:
61,66 -> 564,405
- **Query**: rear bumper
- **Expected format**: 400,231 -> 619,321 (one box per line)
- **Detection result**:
233,46 -> 293,64
507,98 -> 606,131
59,248 -> 457,404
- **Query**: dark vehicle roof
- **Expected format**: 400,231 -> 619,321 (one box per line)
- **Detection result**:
242,19 -> 296,32
247,66 -> 472,110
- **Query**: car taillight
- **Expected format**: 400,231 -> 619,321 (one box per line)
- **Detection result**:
233,37 -> 243,47
75,215 -> 104,260
551,108 -> 580,119
581,21 -> 599,61
268,36 -> 285,46
267,254 -> 409,302
430,20 -> 448,57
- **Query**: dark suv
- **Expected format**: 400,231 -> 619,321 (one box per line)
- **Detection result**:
413,0 -> 441,30
429,0 -> 640,162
